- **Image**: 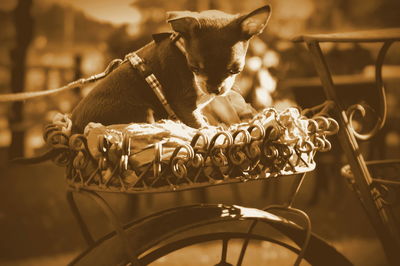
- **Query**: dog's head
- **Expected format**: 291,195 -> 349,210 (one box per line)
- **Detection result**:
167,5 -> 271,96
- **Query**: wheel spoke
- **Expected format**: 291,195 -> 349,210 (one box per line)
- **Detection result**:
237,220 -> 258,266
214,238 -> 232,266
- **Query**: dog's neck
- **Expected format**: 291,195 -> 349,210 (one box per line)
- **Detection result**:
170,34 -> 216,109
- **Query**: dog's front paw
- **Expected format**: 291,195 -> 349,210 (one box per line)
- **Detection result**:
178,109 -> 208,129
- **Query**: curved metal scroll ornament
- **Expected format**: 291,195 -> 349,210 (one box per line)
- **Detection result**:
170,144 -> 194,180
43,124 -> 72,166
70,134 -> 90,170
229,129 -> 251,169
41,105 -> 339,193
346,41 -> 393,141
208,131 -> 233,179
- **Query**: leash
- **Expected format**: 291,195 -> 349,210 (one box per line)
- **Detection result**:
0,32 -> 186,124
0,59 -> 123,102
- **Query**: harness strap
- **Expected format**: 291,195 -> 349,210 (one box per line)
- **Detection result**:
125,52 -> 178,120
170,32 -> 187,57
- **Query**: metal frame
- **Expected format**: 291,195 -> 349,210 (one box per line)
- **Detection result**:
30,36 -> 351,264
295,28 -> 400,265
65,168 -> 312,265
68,199 -> 352,266
66,189 -> 140,265
66,161 -> 341,265
56,108 -> 339,265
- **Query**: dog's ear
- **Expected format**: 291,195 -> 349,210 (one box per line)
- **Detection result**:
237,5 -> 271,39
166,11 -> 200,36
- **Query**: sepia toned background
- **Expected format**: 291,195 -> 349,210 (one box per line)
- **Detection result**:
0,0 -> 400,265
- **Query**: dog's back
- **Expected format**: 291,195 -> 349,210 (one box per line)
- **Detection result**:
71,37 -> 196,133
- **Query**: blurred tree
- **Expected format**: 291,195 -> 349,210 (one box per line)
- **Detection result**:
107,24 -> 152,59
307,0 -> 400,30
73,54 -> 82,95
338,0 -> 400,28
0,10 -> 14,47
374,0 -> 400,27
34,3 -> 115,46
9,0 -> 33,159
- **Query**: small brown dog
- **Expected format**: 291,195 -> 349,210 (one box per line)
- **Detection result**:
71,5 -> 271,133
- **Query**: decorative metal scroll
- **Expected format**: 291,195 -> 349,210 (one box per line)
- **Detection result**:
43,110 -> 338,194
345,41 -> 393,141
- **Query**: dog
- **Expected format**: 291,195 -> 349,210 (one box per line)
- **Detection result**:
71,5 -> 271,133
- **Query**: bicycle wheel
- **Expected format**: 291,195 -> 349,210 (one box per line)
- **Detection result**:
70,204 -> 352,266
141,231 -> 306,265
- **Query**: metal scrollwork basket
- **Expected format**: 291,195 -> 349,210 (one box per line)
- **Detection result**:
43,107 -> 338,194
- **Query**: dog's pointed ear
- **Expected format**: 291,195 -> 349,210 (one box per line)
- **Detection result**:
166,11 -> 200,36
238,5 -> 271,39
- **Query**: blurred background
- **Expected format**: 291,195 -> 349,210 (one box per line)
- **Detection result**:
0,0 -> 400,265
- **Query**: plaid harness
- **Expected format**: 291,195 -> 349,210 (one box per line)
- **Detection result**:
170,32 -> 187,57
125,33 -> 186,121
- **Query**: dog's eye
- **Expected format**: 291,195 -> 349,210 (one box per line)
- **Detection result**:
228,68 -> 241,75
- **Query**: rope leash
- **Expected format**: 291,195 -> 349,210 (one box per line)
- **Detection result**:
0,58 -> 124,103
0,32 -> 186,106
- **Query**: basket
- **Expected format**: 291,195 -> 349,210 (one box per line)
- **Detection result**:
44,108 -> 338,194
